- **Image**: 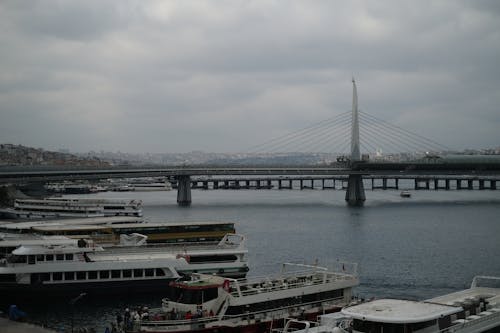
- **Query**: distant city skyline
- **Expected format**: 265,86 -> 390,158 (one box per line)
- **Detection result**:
1,1 -> 499,153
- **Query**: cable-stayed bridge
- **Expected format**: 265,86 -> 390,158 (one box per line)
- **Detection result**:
1,80 -> 499,206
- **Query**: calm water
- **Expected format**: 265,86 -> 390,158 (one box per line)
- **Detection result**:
9,187 -> 500,332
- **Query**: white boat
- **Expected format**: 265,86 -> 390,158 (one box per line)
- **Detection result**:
132,262 -> 359,333
279,276 -> 500,333
10,198 -> 142,219
0,233 -> 248,298
400,190 -> 411,198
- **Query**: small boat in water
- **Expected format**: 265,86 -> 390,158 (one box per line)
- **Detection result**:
279,275 -> 500,333
400,190 -> 411,198
131,262 -> 359,333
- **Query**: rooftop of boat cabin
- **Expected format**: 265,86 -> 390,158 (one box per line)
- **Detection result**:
0,218 -> 234,233
169,277 -> 223,290
341,299 -> 462,324
0,216 -> 143,230
0,234 -> 76,247
32,224 -> 111,232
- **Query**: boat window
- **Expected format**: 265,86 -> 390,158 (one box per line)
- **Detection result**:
189,255 -> 237,263
64,272 -> 75,280
155,268 -> 165,276
65,254 -> 73,261
56,254 -> 64,261
36,255 -> 44,262
41,273 -> 50,282
28,255 -> 36,265
133,269 -> 143,278
9,255 -> 27,264
168,287 -> 218,304
411,319 -> 437,331
0,274 -> 17,282
100,271 -> 109,279
53,272 -> 63,281
123,270 -> 132,278
145,269 -> 154,277
111,270 -> 121,278
46,254 -> 54,261
88,271 -> 98,279
352,320 -> 407,333
76,271 -> 86,280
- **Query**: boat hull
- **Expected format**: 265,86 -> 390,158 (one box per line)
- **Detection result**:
138,308 -> 340,333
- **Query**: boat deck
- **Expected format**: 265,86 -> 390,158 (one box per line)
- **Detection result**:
87,242 -> 245,262
428,287 -> 500,307
233,272 -> 356,297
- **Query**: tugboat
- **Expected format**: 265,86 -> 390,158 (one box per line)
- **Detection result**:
132,262 -> 359,333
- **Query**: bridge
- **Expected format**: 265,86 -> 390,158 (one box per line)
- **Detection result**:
1,80 -> 499,206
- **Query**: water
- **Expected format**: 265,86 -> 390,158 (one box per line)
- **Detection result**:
9,188 -> 500,332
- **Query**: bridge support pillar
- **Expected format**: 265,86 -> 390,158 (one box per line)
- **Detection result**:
176,175 -> 192,206
345,175 -> 366,206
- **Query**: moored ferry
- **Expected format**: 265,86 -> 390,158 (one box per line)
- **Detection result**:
10,198 -> 142,218
279,276 -> 500,333
131,262 -> 359,333
0,219 -> 236,245
0,234 -> 248,298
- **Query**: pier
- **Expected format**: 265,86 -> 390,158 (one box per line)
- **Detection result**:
0,318 -> 56,333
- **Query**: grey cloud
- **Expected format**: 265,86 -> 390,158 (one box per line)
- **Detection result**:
0,1 -> 499,153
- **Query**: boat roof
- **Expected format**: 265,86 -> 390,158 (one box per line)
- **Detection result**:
12,244 -> 104,255
0,235 -> 76,247
0,216 -> 143,230
109,221 -> 235,229
341,299 -> 462,324
33,225 -> 111,232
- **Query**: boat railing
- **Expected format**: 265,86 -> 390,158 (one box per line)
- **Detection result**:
103,240 -> 245,254
142,296 -> 345,328
439,308 -> 500,332
230,272 -> 357,298
471,275 -> 500,288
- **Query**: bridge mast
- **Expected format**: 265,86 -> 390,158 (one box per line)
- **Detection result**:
345,78 -> 366,206
351,78 -> 361,161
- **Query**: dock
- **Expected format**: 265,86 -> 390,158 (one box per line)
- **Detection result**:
0,318 -> 56,333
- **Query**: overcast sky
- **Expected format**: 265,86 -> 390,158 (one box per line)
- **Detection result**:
0,1 -> 499,153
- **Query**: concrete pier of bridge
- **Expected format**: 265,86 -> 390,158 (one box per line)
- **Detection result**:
170,175 -> 499,206
345,174 -> 366,206
176,175 -> 192,206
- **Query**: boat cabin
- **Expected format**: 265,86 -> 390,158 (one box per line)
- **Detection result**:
341,299 -> 462,333
162,274 -> 226,317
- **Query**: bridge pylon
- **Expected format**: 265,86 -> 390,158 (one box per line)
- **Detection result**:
176,175 -> 192,206
346,78 -> 366,206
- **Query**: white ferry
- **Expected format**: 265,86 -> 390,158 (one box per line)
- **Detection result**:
279,276 -> 500,333
0,234 -> 248,298
132,262 -> 359,333
10,198 -> 142,219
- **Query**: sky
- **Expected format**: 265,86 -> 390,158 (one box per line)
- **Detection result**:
0,1 -> 499,154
